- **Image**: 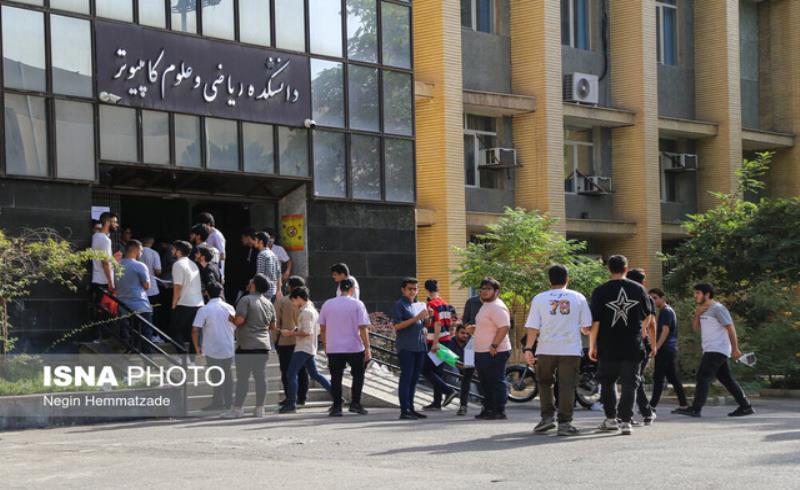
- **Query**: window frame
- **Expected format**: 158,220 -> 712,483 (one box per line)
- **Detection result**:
463,114 -> 498,189
656,0 -> 678,65
563,127 -> 597,195
562,0 -> 591,50
462,0 -> 494,34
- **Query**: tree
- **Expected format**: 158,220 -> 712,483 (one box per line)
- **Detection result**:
0,228 -> 103,354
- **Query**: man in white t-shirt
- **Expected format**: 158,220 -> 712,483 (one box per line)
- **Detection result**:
192,282 -> 236,411
524,265 -> 593,436
199,212 -> 226,279
331,263 -> 360,300
91,211 -> 119,291
170,240 -> 205,352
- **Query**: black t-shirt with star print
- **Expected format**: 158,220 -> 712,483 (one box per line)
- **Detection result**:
590,278 -> 654,361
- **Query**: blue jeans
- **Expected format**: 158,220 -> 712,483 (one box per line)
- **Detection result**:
286,351 -> 332,406
475,351 -> 510,414
397,350 -> 426,412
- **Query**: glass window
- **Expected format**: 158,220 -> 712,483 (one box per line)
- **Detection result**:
56,101 -> 94,181
142,111 -> 170,165
10,0 -> 42,5
383,71 -> 412,136
205,118 -> 239,171
464,115 -> 499,189
562,0 -> 589,49
313,131 -> 346,198
275,0 -> 306,52
50,0 -> 90,14
100,106 -> 138,162
171,0 -> 197,34
96,0 -> 133,21
202,0 -> 234,40
2,7 -> 46,92
385,138 -> 413,202
347,0 -> 377,63
462,0 -> 493,33
564,128 -> 595,193
139,0 -> 167,28
310,0 -> 342,57
348,65 -> 379,132
351,134 -> 381,200
243,122 -> 275,174
4,94 -> 48,177
51,15 -> 93,98
311,60 -> 345,128
656,1 -> 678,65
278,127 -> 308,176
239,0 -> 271,46
175,114 -> 201,168
381,2 -> 411,68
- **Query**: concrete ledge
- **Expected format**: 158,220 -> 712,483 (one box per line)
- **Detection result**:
661,222 -> 690,239
566,218 -> 637,237
741,128 -> 795,150
463,89 -> 536,116
563,102 -> 635,128
415,208 -> 436,227
659,116 -> 718,139
466,211 -> 502,230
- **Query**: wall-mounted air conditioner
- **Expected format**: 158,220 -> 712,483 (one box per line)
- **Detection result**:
577,175 -> 614,195
563,72 -> 600,105
661,152 -> 698,172
481,148 -> 518,168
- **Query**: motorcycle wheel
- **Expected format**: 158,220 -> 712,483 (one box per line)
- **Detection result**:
505,365 -> 538,403
575,373 -> 601,409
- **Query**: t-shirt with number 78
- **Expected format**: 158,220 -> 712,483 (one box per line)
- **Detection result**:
524,288 -> 593,356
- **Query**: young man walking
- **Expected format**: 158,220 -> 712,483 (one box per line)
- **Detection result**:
319,278 -> 372,417
421,279 -> 457,411
391,278 -> 430,420
192,281 -> 236,411
471,278 -> 512,420
674,283 -> 754,418
648,288 -> 689,411
170,240 -> 204,351
625,268 -> 657,426
588,255 -> 655,435
275,276 -> 309,407
331,263 -> 361,300
524,265 -> 593,436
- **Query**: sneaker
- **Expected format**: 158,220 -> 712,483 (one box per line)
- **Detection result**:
329,406 -> 343,417
598,418 -> 619,431
673,407 -> 701,418
278,399 -> 289,407
442,391 -> 458,408
456,406 -> 468,416
399,411 -> 416,420
620,422 -> 633,435
557,422 -> 581,436
475,410 -> 493,420
200,403 -> 224,412
297,400 -> 306,407
220,408 -> 244,419
489,412 -> 507,420
253,406 -> 266,417
423,403 -> 442,411
348,404 -> 368,415
643,412 -> 657,426
533,417 -> 556,434
728,406 -> 755,417
278,405 -> 296,414
410,410 -> 427,419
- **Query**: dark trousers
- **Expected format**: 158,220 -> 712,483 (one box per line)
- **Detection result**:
421,352 -> 454,406
277,344 -> 309,403
171,305 -> 200,353
234,349 -> 269,407
692,352 -> 750,412
328,352 -> 366,408
206,356 -> 234,408
148,294 -> 162,334
635,355 -> 654,417
397,350 -> 426,412
598,358 -> 640,422
459,367 -> 476,407
122,311 -> 154,353
536,355 -> 581,423
475,351 -> 510,415
651,348 -> 688,407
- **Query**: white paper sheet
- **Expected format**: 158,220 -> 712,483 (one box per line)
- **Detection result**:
463,338 -> 476,367
427,351 -> 444,366
410,302 -> 426,316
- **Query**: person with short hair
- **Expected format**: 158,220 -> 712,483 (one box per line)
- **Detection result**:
331,263 -> 360,300
674,283 -> 754,418
170,240 -> 205,351
191,281 -> 235,411
139,237 -> 162,324
240,228 -> 258,298
648,288 -> 689,410
447,324 -> 475,416
625,268 -> 657,426
278,287 -> 333,413
195,245 -> 222,300
117,239 -> 153,344
189,223 -> 220,265
91,211 -> 119,293
319,278 -> 372,417
391,277 -> 430,420
524,264 -> 593,436
275,276 -> 310,407
421,278 -> 457,411
254,231 -> 282,301
198,212 -> 226,279
471,277 -> 512,420
264,227 -> 292,284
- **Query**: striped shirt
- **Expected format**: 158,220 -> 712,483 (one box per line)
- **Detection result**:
256,248 -> 281,299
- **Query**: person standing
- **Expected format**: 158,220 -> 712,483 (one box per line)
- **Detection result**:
265,227 -> 292,285
625,268 -> 657,426
319,278 -> 372,417
471,278 -> 512,421
199,212 -> 226,280
331,263 -> 361,300
674,283 -> 754,418
170,240 -> 204,351
254,231 -> 282,301
278,287 -> 333,413
191,281 -> 236,411
275,276 -> 310,407
523,265 -> 593,436
648,288 -> 689,411
588,255 -> 655,435
224,274 -> 276,418
139,237 -> 162,333
461,294 -> 483,333
116,240 -> 153,345
391,278 -> 430,420
91,211 -> 118,296
189,223 -> 220,265
195,246 -> 222,300
421,279 -> 457,411
447,325 -> 475,416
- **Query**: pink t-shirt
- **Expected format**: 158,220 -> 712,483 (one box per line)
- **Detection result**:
318,295 -> 371,354
474,298 -> 512,353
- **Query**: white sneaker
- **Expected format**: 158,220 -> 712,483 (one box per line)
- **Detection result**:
643,411 -> 657,426
598,418 -> 619,431
221,408 -> 244,419
620,422 -> 633,435
253,406 -> 265,418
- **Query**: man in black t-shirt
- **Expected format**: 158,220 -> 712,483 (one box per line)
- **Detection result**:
589,255 -> 655,435
625,268 -> 657,426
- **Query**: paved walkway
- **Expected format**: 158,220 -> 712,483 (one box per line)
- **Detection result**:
1,399 -> 798,489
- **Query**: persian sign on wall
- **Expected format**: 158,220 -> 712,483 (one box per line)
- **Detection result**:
95,21 -> 311,126
281,214 -> 305,252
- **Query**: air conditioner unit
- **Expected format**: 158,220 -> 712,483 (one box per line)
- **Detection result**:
482,148 -> 518,167
577,176 -> 614,195
662,152 -> 698,172
563,72 -> 600,105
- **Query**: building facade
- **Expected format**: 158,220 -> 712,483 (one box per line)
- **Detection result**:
415,0 -> 800,308
0,0 -> 416,350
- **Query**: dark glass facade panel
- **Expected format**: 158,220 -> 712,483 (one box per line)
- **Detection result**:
310,0 -> 343,57
96,0 -> 133,21
313,131 -> 346,198
351,134 -> 381,200
2,7 -> 46,92
243,122 -> 275,174
175,114 -> 201,168
203,0 -> 235,40
348,65 -> 379,132
51,0 -> 90,14
55,100 -> 95,181
99,106 -> 138,162
205,117 -> 239,171
4,94 -> 48,177
138,0 -> 166,28
142,110 -> 170,165
383,70 -> 412,136
239,0 -> 271,46
384,138 -> 413,202
347,0 -> 377,63
171,0 -> 197,34
311,59 -> 345,128
381,2 -> 411,69
278,126 -> 308,176
275,0 -> 306,52
51,15 -> 93,97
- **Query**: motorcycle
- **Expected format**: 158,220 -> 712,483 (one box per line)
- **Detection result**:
506,347 -> 600,409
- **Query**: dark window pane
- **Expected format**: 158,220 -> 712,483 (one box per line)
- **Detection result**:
51,15 -> 93,97
100,106 -> 137,162
138,0 -> 166,28
2,7 -> 45,92
310,0 -> 342,57
464,134 -> 475,186
175,114 -> 201,168
381,2 -> 411,68
574,0 -> 589,49
243,122 -> 275,174
313,131 -> 346,198
347,0 -> 377,63
205,118 -> 239,171
311,60 -> 345,128
278,127 -> 308,176
383,71 -> 413,135
275,0 -> 306,52
97,0 -> 133,21
385,138 -> 414,202
561,0 -> 570,45
663,7 -> 678,65
348,65 -> 380,132
51,0 -> 90,14
171,0 -> 197,33
240,0 -> 271,46
142,110 -> 170,165
4,94 -> 48,177
56,100 -> 95,181
476,0 -> 492,33
203,0 -> 235,40
351,134 -> 381,200
461,0 -> 472,28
